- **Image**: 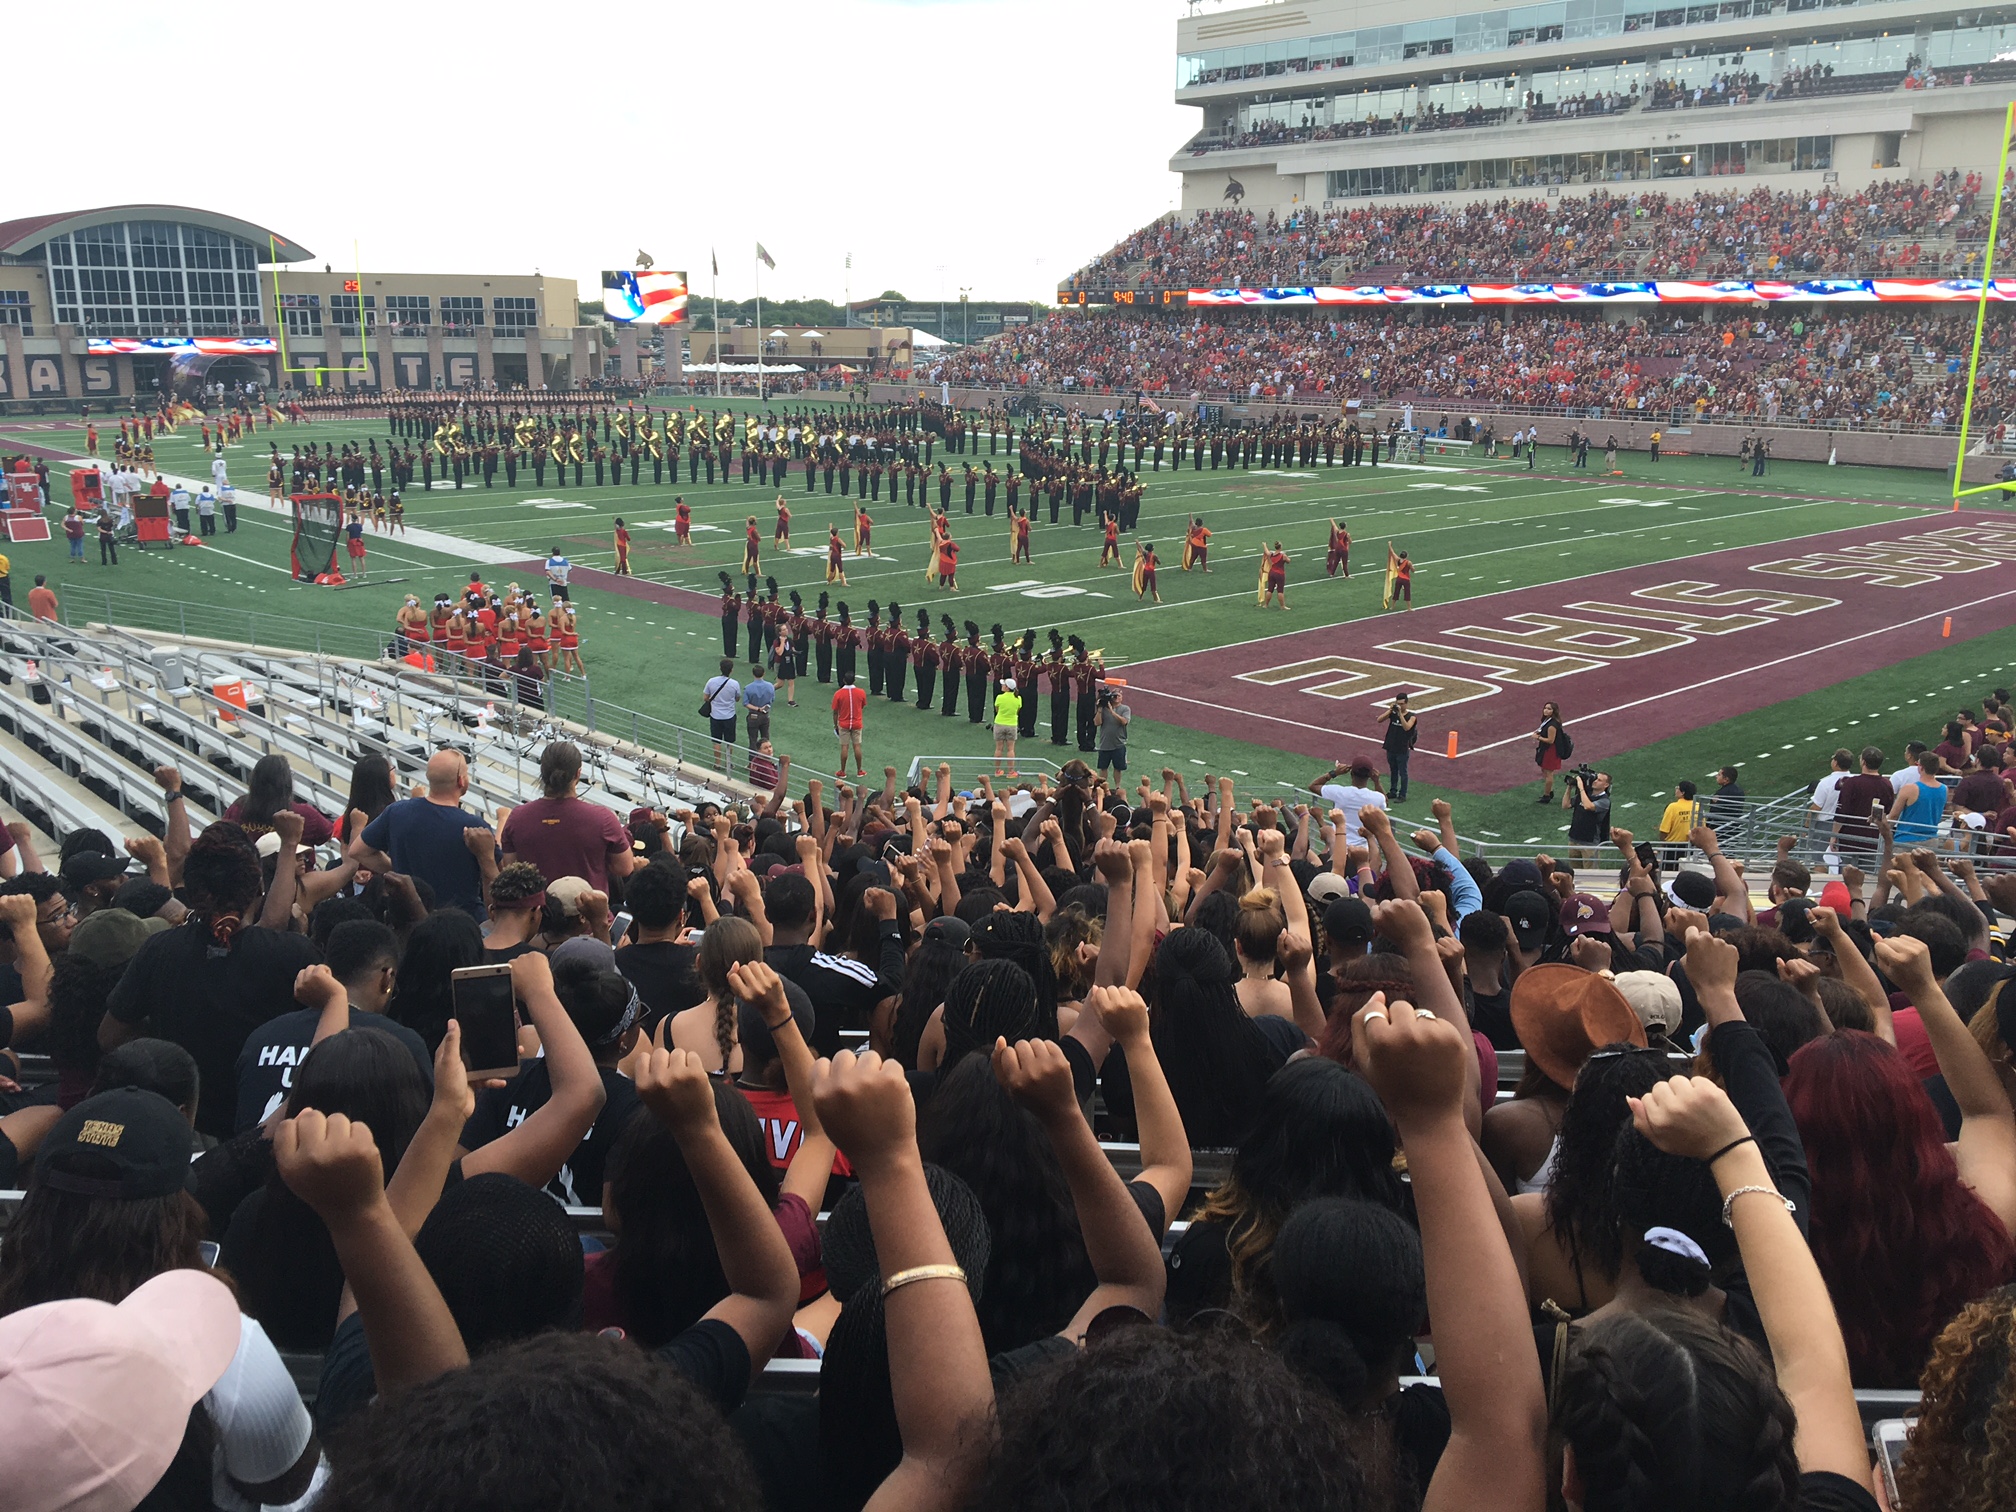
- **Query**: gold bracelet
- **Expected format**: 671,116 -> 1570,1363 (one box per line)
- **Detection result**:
881,1263 -> 967,1298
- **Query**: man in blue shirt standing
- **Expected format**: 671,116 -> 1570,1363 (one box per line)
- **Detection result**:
348,750 -> 497,918
545,547 -> 573,601
744,662 -> 776,754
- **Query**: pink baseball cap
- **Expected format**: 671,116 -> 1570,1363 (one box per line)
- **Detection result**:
0,1268 -> 243,1512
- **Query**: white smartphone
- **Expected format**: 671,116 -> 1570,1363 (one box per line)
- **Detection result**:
610,910 -> 633,947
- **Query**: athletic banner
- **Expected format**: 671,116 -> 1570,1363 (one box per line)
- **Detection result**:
85,337 -> 278,355
603,270 -> 689,325
1185,278 -> 2016,307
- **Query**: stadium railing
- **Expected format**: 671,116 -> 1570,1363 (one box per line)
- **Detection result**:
45,584 -> 758,789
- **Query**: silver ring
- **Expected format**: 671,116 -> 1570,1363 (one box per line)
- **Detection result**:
1361,1010 -> 1389,1025
1416,1009 -> 1436,1020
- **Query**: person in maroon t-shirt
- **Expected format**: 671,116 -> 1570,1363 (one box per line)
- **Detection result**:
1830,746 -> 1895,861
498,740 -> 634,893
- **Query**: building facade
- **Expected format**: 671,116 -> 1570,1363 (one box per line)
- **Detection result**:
1169,0 -> 2016,217
0,204 -> 639,404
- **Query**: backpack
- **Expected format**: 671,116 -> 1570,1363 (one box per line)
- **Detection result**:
1555,727 -> 1574,760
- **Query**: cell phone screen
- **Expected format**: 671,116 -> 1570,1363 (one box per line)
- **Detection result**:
452,968 -> 520,1075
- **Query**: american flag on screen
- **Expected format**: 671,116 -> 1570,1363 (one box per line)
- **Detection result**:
603,270 -> 689,325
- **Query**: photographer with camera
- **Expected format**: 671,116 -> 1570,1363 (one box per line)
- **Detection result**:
1562,763 -> 1612,870
1377,693 -> 1418,802
1094,681 -> 1130,774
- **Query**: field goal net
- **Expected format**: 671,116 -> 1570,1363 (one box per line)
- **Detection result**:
290,493 -> 344,581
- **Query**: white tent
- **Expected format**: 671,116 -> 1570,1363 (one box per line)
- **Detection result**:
769,328 -> 790,337
800,330 -> 826,339
911,330 -> 950,348
685,362 -> 806,374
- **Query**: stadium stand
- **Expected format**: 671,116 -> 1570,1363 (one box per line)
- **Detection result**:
932,303 -> 2014,425
1062,177 -> 2008,290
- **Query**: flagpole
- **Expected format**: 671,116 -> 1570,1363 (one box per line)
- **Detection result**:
710,252 -> 722,399
755,249 -> 765,404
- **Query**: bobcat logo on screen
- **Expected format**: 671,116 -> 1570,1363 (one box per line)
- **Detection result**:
1223,178 -> 1246,204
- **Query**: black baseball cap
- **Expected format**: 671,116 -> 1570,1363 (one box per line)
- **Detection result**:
60,853 -> 131,889
36,1088 -> 195,1200
1322,896 -> 1373,944
1501,890 -> 1554,951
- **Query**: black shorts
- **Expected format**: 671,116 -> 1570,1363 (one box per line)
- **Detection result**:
710,716 -> 737,741
1096,747 -> 1127,772
548,584 -> 570,601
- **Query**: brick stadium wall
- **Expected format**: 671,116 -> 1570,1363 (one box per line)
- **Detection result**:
872,382 -> 2008,484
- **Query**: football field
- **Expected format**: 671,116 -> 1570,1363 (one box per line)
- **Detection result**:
5,400 -> 2014,845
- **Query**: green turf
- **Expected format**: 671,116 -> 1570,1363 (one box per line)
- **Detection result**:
4,406 -> 2004,841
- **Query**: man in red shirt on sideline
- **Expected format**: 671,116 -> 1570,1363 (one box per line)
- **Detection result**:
831,672 -> 866,779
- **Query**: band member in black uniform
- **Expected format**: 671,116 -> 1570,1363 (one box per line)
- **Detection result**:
1046,630 -> 1070,746
1013,632 -> 1040,739
939,614 -> 960,717
718,575 -> 740,659
834,603 -> 861,687
813,592 -> 834,685
1071,637 -> 1098,752
884,603 -> 908,703
786,589 -> 810,681
912,611 -> 937,711
864,601 -> 884,697
966,624 -> 991,726
749,579 -> 774,663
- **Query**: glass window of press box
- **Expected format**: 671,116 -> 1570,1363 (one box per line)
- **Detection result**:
1323,134 -> 1829,198
1181,6 -> 2016,87
492,297 -> 538,332
43,221 -> 263,336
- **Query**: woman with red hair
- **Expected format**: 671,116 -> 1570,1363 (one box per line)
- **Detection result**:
1784,934 -> 2016,1386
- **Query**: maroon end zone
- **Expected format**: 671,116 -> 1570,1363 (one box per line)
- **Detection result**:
1122,510 -> 2016,793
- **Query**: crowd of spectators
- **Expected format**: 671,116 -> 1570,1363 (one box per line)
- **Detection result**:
5,697 -> 2015,1512
1064,173 -> 2004,290
933,304 -> 2016,427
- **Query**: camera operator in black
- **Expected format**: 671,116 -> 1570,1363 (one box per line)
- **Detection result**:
1563,764 -> 1613,870
1377,693 -> 1419,802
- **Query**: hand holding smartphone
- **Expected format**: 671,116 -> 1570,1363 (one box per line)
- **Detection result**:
451,964 -> 521,1082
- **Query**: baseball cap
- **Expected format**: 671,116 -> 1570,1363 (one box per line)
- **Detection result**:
36,1088 -> 197,1200
1559,893 -> 1609,938
1002,677 -> 1016,691
253,830 -> 313,860
1496,858 -> 1545,892
1817,880 -> 1853,914
59,852 -> 131,888
1614,970 -> 1683,1035
1501,890 -> 1554,951
66,909 -> 168,972
550,936 -> 617,974
1669,870 -> 1717,909
546,876 -> 594,917
1307,871 -> 1353,905
0,1269 -> 244,1512
1509,964 -> 1647,1087
923,916 -> 972,948
1322,895 -> 1373,944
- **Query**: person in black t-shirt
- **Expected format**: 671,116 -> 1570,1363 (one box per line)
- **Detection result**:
100,824 -> 318,1140
761,872 -> 905,1056
461,941 -> 646,1206
235,920 -> 432,1130
612,859 -> 705,1030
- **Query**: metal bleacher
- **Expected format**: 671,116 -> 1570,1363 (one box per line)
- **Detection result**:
0,611 -> 739,857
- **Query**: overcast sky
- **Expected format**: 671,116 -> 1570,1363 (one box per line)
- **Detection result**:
12,0 -> 1198,304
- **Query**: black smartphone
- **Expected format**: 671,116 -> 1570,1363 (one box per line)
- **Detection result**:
451,964 -> 521,1081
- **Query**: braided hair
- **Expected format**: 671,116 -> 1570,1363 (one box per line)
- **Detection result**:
1553,1310 -> 1800,1512
938,959 -> 1041,1074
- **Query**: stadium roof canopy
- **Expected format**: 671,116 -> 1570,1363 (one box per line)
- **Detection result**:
0,206 -> 313,262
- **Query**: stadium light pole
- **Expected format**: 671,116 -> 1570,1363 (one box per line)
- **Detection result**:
960,287 -> 971,345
